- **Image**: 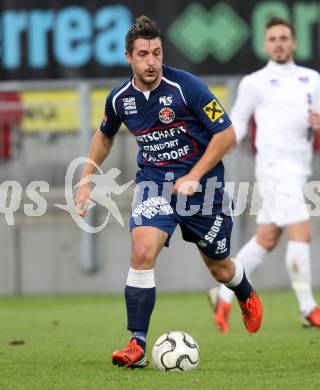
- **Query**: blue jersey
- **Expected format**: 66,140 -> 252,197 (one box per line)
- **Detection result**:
100,65 -> 232,189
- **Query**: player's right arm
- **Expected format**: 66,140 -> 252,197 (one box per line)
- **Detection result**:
75,91 -> 122,216
75,131 -> 115,216
231,75 -> 257,144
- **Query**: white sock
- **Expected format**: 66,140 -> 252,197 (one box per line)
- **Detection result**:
218,236 -> 267,304
224,259 -> 244,287
286,241 -> 316,315
126,267 -> 155,288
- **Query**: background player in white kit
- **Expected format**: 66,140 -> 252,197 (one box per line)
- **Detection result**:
209,17 -> 320,332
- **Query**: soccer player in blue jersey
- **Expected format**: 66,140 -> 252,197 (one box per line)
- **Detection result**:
75,16 -> 262,368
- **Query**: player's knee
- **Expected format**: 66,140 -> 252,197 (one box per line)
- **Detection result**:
304,231 -> 311,243
287,226 -> 311,243
257,236 -> 278,251
304,226 -> 311,242
209,263 -> 233,284
131,242 -> 156,268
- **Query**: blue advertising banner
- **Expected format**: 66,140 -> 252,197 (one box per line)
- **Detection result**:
0,0 -> 319,80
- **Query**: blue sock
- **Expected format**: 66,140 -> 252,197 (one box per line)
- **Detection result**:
227,272 -> 253,301
131,331 -> 147,350
225,260 -> 253,302
125,286 -> 156,351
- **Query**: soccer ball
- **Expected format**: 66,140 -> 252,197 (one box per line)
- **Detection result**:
152,331 -> 200,371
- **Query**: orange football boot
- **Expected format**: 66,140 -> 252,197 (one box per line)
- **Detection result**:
302,306 -> 320,328
112,339 -> 147,368
215,300 -> 232,333
208,288 -> 232,333
237,291 -> 263,333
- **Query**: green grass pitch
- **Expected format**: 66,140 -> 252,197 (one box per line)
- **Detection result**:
0,290 -> 320,389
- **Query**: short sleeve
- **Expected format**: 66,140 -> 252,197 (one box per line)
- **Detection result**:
99,92 -> 122,137
184,74 -> 232,135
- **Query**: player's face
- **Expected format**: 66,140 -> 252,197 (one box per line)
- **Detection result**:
126,38 -> 163,90
264,25 -> 296,64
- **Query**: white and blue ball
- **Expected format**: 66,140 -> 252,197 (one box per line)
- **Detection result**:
152,331 -> 200,371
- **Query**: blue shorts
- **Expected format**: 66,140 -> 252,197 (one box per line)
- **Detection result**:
130,182 -> 233,260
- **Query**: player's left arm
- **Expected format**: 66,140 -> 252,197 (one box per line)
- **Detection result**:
173,73 -> 235,195
173,125 -> 236,195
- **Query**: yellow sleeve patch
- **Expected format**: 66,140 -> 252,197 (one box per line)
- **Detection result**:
203,99 -> 224,122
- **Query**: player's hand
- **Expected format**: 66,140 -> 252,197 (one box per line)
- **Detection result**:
75,183 -> 91,217
173,173 -> 201,196
309,110 -> 320,131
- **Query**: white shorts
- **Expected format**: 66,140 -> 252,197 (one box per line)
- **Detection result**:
256,177 -> 309,227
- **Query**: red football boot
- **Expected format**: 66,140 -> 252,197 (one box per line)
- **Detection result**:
302,306 -> 320,328
237,291 -> 263,333
208,287 -> 232,333
112,339 -> 147,368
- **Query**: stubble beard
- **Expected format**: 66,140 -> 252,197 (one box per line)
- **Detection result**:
140,72 -> 159,86
272,51 -> 293,64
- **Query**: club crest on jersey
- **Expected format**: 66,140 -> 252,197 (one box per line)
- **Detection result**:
159,107 -> 175,124
203,99 -> 224,122
159,95 -> 173,106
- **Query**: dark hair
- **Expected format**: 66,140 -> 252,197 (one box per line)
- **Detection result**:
125,15 -> 163,54
265,17 -> 295,37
